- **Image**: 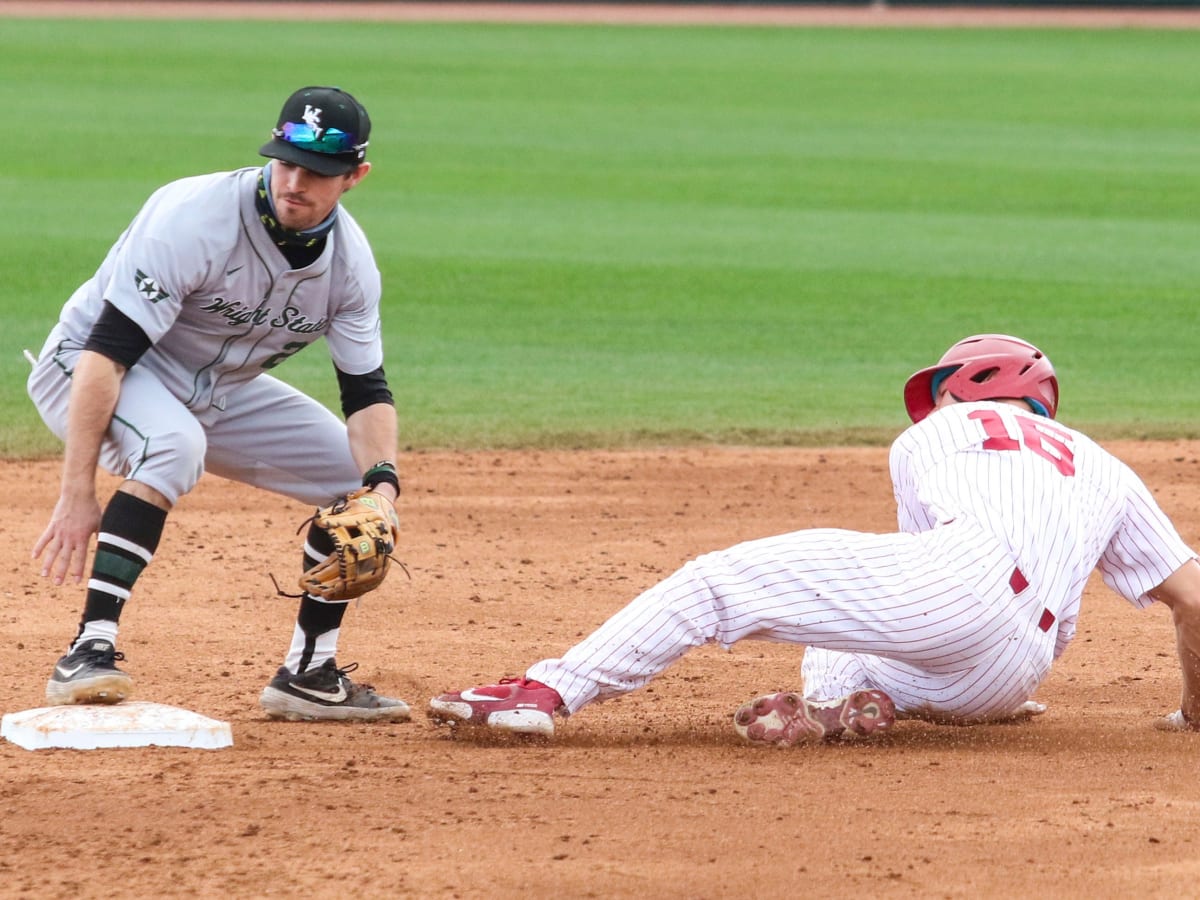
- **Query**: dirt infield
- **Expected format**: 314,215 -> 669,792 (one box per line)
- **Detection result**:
3,444 -> 1200,898
5,4 -> 1200,898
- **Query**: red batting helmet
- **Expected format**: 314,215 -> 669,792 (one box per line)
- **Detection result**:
903,334 -> 1059,424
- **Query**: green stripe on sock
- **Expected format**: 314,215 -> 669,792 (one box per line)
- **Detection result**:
93,549 -> 144,586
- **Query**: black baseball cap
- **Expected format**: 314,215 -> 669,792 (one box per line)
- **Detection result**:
259,86 -> 370,176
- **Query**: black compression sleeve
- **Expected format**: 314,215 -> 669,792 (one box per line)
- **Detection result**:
336,365 -> 395,417
82,302 -> 152,369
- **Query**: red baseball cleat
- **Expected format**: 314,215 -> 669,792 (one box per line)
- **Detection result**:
733,689 -> 895,746
428,677 -> 564,736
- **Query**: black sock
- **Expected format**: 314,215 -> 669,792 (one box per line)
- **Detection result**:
76,491 -> 167,640
294,522 -> 349,671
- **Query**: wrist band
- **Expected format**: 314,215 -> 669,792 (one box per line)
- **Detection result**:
363,461 -> 400,494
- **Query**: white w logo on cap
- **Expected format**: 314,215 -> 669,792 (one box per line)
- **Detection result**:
302,104 -> 324,138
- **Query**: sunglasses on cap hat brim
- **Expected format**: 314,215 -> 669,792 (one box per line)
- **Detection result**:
260,123 -> 368,176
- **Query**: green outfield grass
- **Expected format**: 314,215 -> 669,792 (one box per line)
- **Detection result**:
3,18 -> 1198,455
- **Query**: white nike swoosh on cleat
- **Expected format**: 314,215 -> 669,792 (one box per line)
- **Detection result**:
459,688 -> 505,702
55,663 -> 86,679
292,684 -> 349,703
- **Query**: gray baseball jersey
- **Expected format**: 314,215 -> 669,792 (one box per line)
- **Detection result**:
55,165 -> 382,411
28,165 -> 383,505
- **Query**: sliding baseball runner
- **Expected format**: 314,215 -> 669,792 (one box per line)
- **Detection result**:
429,335 -> 1200,743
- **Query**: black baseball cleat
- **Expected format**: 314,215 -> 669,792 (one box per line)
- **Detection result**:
258,659 -> 411,722
45,639 -> 134,705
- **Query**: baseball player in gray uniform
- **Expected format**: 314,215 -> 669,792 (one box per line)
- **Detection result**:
27,86 -> 411,721
429,335 -> 1200,742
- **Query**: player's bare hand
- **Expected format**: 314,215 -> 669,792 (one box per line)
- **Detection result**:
1153,710 -> 1200,733
32,493 -> 102,585
1013,699 -> 1047,719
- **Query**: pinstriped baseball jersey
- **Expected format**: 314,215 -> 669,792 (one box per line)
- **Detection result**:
51,165 -> 383,418
892,401 -> 1194,654
526,401 -> 1196,721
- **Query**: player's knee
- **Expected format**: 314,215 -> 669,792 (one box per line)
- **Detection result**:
128,422 -> 208,500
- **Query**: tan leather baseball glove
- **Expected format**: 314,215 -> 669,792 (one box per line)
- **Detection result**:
299,488 -> 401,601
